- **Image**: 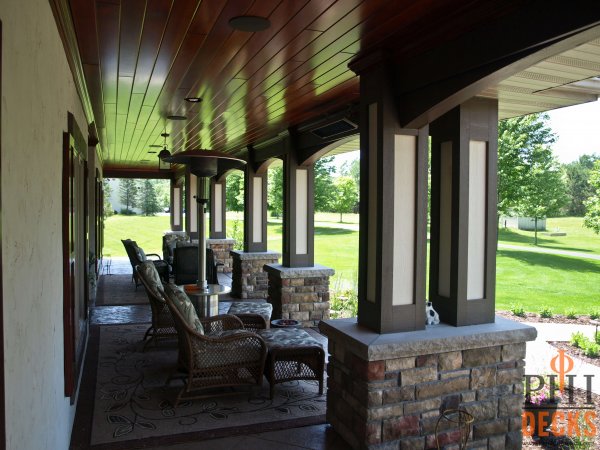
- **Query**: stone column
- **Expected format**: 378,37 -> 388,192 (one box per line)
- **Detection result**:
243,162 -> 268,252
264,264 -> 334,327
320,317 -> 537,450
209,178 -> 226,239
231,250 -> 280,299
350,56 -> 429,333
206,238 -> 235,273
429,97 -> 498,326
170,179 -> 183,232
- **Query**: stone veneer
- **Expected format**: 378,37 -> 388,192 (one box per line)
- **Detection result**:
264,264 -> 335,327
319,317 -> 537,450
230,251 -> 281,299
206,238 -> 235,273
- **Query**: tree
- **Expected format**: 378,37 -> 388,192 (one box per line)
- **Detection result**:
584,161 -> 600,234
102,178 -> 114,218
119,178 -> 139,213
314,156 -> 336,212
562,154 -> 599,216
497,114 -> 557,217
267,165 -> 283,217
152,179 -> 170,210
340,157 -> 360,188
331,176 -> 358,222
515,144 -> 567,245
225,171 -> 244,212
139,179 -> 161,216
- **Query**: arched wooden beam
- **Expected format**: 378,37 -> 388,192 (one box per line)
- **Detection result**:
215,167 -> 244,183
255,157 -> 280,175
298,134 -> 359,166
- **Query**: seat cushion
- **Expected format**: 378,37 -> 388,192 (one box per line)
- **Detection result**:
227,302 -> 273,322
138,262 -> 165,302
164,284 -> 204,335
258,328 -> 322,349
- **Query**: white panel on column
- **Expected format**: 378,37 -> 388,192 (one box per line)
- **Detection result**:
190,174 -> 197,233
252,177 -> 263,243
392,135 -> 416,306
438,142 -> 452,298
296,169 -> 308,255
173,187 -> 181,226
367,103 -> 378,303
467,140 -> 487,300
214,183 -> 223,233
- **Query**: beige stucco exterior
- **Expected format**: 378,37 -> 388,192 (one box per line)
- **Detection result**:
1,0 -> 89,448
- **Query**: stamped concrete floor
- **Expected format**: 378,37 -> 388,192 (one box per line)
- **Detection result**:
91,258 -> 343,450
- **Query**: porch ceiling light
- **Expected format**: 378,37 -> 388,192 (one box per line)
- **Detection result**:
228,16 -> 270,32
185,97 -> 202,103
158,132 -> 172,171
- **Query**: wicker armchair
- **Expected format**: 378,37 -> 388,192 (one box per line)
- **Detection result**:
136,262 -> 177,351
163,284 -> 267,406
122,239 -> 169,287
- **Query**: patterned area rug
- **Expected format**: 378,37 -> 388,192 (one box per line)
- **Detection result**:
96,275 -> 149,306
76,324 -> 326,449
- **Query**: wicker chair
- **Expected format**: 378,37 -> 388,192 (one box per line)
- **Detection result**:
163,283 -> 267,406
122,239 -> 169,287
136,262 -> 177,351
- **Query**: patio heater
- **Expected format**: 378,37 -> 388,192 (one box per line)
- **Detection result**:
161,150 -> 245,292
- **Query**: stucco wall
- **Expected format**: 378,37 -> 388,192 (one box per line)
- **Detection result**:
1,1 -> 88,448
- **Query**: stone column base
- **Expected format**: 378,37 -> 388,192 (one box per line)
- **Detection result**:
206,238 -> 235,273
231,251 -> 281,299
319,317 -> 537,450
264,264 -> 335,327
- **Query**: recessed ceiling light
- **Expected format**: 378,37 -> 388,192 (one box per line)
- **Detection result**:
167,115 -> 187,121
149,144 -> 162,148
185,97 -> 202,103
141,159 -> 150,162
229,16 -> 270,32
148,151 -> 157,154
161,133 -> 170,138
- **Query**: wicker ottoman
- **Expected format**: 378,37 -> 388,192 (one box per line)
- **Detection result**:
219,301 -> 273,331
258,328 -> 325,399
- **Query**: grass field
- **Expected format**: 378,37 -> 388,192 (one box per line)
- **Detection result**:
498,216 -> 600,255
103,214 -> 600,314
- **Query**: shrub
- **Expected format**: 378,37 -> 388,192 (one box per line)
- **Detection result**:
510,304 -> 526,317
595,331 -> 600,346
229,219 -> 244,250
583,343 -> 600,358
330,289 -> 358,319
571,332 -> 588,349
590,311 -> 600,320
565,309 -> 578,319
539,306 -> 553,318
119,208 -> 136,215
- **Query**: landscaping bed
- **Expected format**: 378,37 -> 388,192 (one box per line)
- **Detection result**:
496,310 -> 599,326
548,341 -> 600,369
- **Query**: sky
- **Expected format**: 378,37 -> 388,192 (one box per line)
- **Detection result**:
331,99 -> 600,168
546,100 -> 600,164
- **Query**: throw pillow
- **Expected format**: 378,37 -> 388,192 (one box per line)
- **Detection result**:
164,283 -> 204,335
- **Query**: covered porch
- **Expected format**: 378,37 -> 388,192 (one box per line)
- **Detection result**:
2,1 -> 600,449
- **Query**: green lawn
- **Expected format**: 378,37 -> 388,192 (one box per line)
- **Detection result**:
103,214 -> 599,314
496,248 -> 600,315
499,217 -> 600,255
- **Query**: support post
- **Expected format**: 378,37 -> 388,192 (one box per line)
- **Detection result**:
209,178 -> 226,239
352,58 -> 428,333
170,179 -> 183,231
282,141 -> 314,267
185,169 -> 198,240
243,163 -> 268,252
429,97 -> 498,326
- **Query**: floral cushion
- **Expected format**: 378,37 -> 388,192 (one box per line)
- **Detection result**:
134,245 -> 147,262
137,262 -> 165,302
258,328 -> 322,349
227,302 -> 273,322
164,283 -> 204,335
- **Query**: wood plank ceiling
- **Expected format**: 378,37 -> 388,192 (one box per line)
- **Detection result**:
69,0 -> 520,170
69,1 -> 600,171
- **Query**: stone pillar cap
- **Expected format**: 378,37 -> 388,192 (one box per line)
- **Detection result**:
206,238 -> 236,244
264,263 -> 335,278
231,250 -> 281,260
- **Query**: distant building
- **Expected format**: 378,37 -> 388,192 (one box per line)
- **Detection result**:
107,179 -> 142,214
501,216 -> 546,231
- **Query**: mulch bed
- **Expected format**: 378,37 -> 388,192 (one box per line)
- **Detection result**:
548,341 -> 600,369
497,310 -> 599,326
523,388 -> 600,450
